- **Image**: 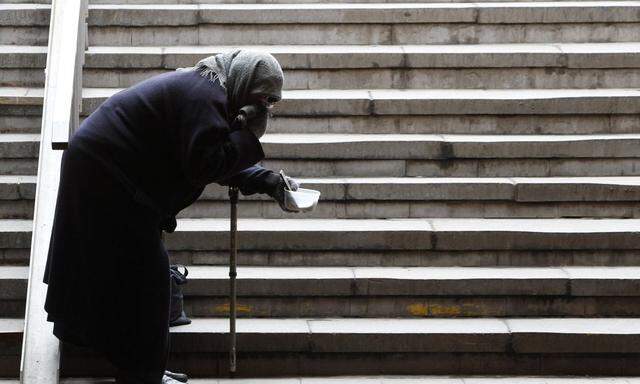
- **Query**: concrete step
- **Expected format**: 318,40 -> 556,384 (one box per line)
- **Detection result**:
12,132 -> 640,161
2,317 -> 640,376
186,176 -> 640,219
4,172 -> 640,220
0,216 -> 634,256
0,133 -> 39,175
261,134 -> 640,159
78,2 -> 640,46
0,266 -> 25,317
163,218 -> 640,252
0,175 -> 34,220
6,87 -> 640,135
79,87 -> 640,117
5,112 -> 640,136
164,265 -> 640,318
41,378 -> 640,384
7,0 -> 637,3
8,113 -> 640,137
55,317 -> 640,376
0,173 -> 640,220
2,265 -> 640,318
0,219 -> 32,266
10,130 -> 640,176
5,43 -> 640,89
267,114 -> 640,135
5,218 -> 640,268
0,318 -> 21,376
257,133 -> 640,177
3,3 -> 640,46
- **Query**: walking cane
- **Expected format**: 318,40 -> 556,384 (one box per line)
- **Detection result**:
228,185 -> 239,375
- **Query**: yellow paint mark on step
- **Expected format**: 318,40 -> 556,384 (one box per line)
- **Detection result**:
407,303 -> 463,317
407,303 -> 429,316
214,303 -> 252,314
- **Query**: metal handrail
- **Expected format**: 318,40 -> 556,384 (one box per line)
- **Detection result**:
20,0 -> 88,382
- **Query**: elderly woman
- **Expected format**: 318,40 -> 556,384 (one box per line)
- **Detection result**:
42,50 -> 297,384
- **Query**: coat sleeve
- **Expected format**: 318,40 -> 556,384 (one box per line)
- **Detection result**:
218,165 -> 281,196
177,96 -> 265,187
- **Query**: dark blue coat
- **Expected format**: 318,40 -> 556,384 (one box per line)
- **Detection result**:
42,69 -> 278,371
71,68 -> 279,230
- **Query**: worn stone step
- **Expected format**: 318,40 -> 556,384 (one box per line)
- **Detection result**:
3,317 -> 639,376
7,114 -> 640,137
0,377 -> 625,384
172,248 -> 640,269
6,87 -> 640,135
264,157 -> 640,177
258,133 -> 640,177
163,218 -> 640,252
9,123 -> 640,177
0,318 -> 21,376
2,265 -> 640,318
55,317 -> 640,376
11,132 -> 640,160
179,265 -> 640,318
80,88 -> 640,116
5,173 -> 640,220
4,228 -> 640,268
8,0 -> 637,3
8,87 -> 640,116
3,3 -> 640,46
7,43 -> 640,89
0,266 -> 25,317
6,218 -> 640,267
268,114 -> 640,135
261,134 -> 640,159
8,131 -> 640,160
80,43 -> 640,89
185,176 -> 640,219
0,175 -> 34,220
0,133 -> 39,175
81,66 -> 640,90
1,173 -> 640,220
47,377 -> 640,384
5,113 -> 640,136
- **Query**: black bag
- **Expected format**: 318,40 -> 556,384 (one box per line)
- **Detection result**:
169,264 -> 191,327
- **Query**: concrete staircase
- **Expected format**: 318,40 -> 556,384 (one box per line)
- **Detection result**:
2,0 -> 640,380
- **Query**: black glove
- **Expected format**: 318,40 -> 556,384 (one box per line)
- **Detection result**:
160,215 -> 177,233
265,172 -> 300,213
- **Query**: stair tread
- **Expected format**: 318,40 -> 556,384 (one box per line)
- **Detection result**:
52,377 -> 640,384
7,43 -> 640,71
261,133 -> 640,142
6,316 -> 640,336
5,87 -> 640,104
6,265 -> 640,281
6,218 -> 640,232
173,317 -> 640,335
81,42 -> 640,55
81,87 -> 640,99
171,217 -> 640,233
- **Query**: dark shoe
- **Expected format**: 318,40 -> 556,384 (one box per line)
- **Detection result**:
162,375 -> 183,384
164,370 -> 188,383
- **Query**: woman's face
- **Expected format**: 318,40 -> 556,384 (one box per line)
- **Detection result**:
246,92 -> 280,110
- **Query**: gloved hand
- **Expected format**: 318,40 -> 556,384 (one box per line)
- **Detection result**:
266,172 -> 300,213
164,370 -> 188,383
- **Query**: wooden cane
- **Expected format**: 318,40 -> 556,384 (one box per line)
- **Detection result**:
229,186 -> 239,375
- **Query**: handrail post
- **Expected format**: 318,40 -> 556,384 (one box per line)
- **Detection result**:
20,0 -> 88,382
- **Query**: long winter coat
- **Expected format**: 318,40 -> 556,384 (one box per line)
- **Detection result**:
42,68 -> 274,368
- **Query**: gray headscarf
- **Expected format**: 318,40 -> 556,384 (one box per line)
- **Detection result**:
177,49 -> 284,117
